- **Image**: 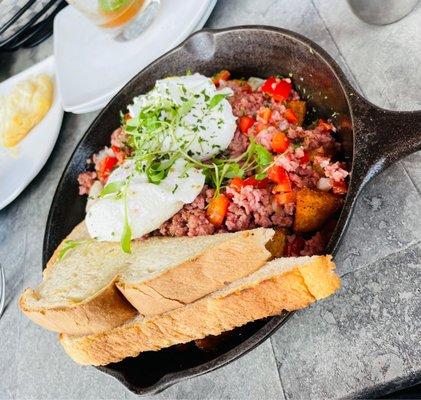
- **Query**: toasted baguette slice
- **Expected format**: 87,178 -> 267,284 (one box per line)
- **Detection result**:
60,255 -> 340,365
20,223 -> 274,335
20,222 -> 137,335
117,228 -> 274,316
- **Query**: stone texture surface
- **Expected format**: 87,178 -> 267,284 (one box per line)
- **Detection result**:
0,0 -> 420,399
271,244 -> 421,400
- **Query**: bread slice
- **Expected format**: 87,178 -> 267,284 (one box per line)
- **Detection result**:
20,224 -> 274,335
117,228 -> 275,316
60,255 -> 340,365
20,222 -> 137,335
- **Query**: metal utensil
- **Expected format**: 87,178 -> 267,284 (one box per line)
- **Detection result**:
0,0 -> 67,51
0,264 -> 5,318
347,0 -> 419,25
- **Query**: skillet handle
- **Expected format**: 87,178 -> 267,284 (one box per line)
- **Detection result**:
350,95 -> 421,189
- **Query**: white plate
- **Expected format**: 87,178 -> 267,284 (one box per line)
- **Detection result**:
66,0 -> 216,114
0,56 -> 64,210
54,0 -> 217,113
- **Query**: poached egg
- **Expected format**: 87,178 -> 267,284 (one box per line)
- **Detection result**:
86,159 -> 205,241
128,73 -> 236,160
86,74 -> 236,242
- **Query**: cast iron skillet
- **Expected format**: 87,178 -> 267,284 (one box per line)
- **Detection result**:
43,26 -> 421,395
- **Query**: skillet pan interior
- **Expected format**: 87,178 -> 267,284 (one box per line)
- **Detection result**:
43,27 -> 354,394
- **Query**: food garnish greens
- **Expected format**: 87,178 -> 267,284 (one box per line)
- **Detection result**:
58,240 -> 86,261
80,72 -> 349,257
99,80 -> 276,251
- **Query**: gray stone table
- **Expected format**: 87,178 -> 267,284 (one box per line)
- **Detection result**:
1,0 -> 420,399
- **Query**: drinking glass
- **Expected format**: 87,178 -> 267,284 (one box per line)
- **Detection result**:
66,0 -> 161,40
347,0 -> 419,25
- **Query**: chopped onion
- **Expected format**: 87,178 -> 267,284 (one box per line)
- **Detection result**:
247,77 -> 265,91
317,177 -> 332,191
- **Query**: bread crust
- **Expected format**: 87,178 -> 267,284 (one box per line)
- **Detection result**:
117,228 -> 274,316
20,279 -> 137,335
60,256 -> 340,365
21,224 -> 274,335
20,221 -> 137,335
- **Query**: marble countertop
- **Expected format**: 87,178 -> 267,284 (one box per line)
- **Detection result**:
1,1 -> 420,399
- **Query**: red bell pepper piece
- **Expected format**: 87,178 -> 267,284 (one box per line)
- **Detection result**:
238,116 -> 255,134
229,176 -> 269,191
112,145 -> 126,164
268,166 -> 292,192
229,177 -> 244,192
299,151 -> 310,164
261,77 -> 292,102
284,108 -> 298,124
243,176 -> 270,188
97,156 -> 118,182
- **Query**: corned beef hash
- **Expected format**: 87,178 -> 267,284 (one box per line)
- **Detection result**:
77,71 -> 349,256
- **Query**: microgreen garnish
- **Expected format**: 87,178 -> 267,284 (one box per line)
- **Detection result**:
99,181 -> 124,198
209,93 -> 229,109
184,138 -> 274,195
121,192 -> 132,254
112,78 -> 275,252
58,240 -> 86,261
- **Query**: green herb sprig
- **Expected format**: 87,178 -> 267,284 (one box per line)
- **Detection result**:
57,240 -> 86,261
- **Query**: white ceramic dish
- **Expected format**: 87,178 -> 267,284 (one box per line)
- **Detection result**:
54,0 -> 217,113
0,56 -> 64,210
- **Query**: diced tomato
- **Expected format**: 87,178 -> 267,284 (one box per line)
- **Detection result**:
285,236 -> 305,257
274,191 -> 296,205
229,176 -> 269,191
97,156 -> 118,182
212,70 -> 230,85
123,113 -> 132,121
284,108 -> 298,124
332,180 -> 348,195
243,176 -> 270,188
238,116 -> 255,134
271,131 -> 290,153
261,77 -> 292,102
318,119 -> 333,131
261,77 -> 277,94
299,151 -> 310,164
259,107 -> 272,124
112,145 -> 126,164
207,194 -> 230,226
268,166 -> 292,192
229,177 -> 244,192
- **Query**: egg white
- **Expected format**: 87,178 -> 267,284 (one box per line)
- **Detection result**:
85,159 -> 205,241
128,73 -> 236,160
